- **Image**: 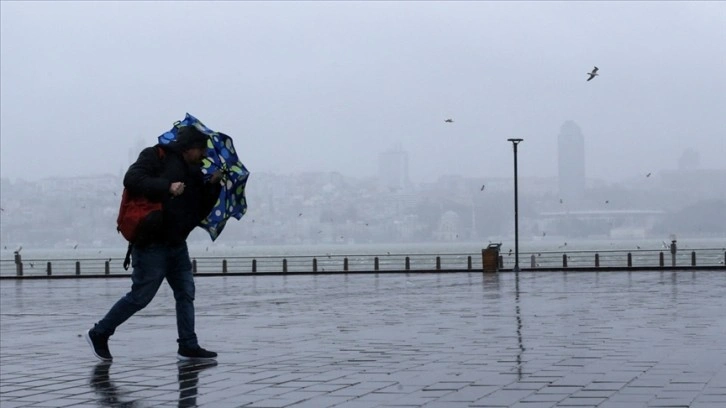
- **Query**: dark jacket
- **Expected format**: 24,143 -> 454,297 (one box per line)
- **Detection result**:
124,143 -> 221,246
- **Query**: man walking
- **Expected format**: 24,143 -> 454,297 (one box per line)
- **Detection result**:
86,125 -> 222,361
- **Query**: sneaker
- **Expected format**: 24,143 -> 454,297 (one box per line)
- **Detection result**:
85,329 -> 112,361
177,346 -> 217,361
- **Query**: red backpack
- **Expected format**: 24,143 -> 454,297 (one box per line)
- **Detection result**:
117,147 -> 165,269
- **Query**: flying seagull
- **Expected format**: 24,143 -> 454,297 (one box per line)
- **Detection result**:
445,118 -> 454,123
586,66 -> 599,81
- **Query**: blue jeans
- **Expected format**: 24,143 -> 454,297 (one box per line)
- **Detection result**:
92,243 -> 198,349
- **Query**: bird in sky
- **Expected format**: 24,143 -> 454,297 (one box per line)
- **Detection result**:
646,173 -> 652,177
480,184 -> 486,191
445,118 -> 454,123
587,66 -> 599,81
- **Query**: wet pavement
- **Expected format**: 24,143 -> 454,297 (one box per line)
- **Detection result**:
1,270 -> 726,407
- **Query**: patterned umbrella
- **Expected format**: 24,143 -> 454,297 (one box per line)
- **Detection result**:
158,113 -> 249,240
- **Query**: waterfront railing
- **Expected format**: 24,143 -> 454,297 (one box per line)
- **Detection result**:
1,248 -> 724,278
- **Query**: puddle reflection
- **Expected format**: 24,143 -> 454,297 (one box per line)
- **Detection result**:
89,362 -> 137,407
178,360 -> 218,407
514,272 -> 525,380
89,360 -> 218,407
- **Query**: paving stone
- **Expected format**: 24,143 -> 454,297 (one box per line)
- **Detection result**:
1,271 -> 725,407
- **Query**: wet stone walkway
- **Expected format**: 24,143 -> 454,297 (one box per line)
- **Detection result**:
1,270 -> 726,407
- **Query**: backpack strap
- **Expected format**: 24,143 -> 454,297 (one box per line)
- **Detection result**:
123,243 -> 133,270
120,146 -> 165,271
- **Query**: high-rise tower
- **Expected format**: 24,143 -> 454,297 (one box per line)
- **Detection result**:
378,145 -> 410,191
557,121 -> 585,204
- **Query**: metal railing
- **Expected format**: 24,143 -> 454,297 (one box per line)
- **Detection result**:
1,248 -> 724,278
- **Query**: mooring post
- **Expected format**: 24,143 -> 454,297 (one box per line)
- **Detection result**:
670,240 -> 677,267
14,251 -> 22,277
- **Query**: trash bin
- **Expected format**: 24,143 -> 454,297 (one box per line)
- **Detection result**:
482,243 -> 501,273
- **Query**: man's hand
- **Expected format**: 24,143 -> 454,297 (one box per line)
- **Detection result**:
170,182 -> 185,196
209,170 -> 224,184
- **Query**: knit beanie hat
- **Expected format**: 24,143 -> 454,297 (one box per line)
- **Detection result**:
175,126 -> 208,150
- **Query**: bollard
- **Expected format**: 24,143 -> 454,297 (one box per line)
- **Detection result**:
14,251 -> 22,277
436,256 -> 441,270
343,257 -> 348,272
659,252 -> 664,268
222,259 -> 228,273
498,255 -> 503,269
374,257 -> 379,271
468,256 -> 472,270
595,253 -> 600,268
670,240 -> 677,267
105,261 -> 110,275
627,253 -> 632,267
562,254 -> 568,268
192,259 -> 197,274
312,258 -> 317,272
405,256 -> 410,270
75,261 -> 81,276
282,259 -> 288,273
47,261 -> 52,276
252,259 -> 257,273
530,254 -> 536,268
691,251 -> 696,266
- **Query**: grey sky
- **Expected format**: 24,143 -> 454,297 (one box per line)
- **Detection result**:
1,1 -> 724,183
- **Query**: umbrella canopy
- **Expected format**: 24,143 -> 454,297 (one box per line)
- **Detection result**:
158,113 -> 249,240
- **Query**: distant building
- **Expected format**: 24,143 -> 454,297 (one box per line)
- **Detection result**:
557,121 -> 586,205
435,210 -> 460,241
378,145 -> 411,191
678,148 -> 700,171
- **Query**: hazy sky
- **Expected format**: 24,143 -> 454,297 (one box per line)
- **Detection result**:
1,1 -> 724,183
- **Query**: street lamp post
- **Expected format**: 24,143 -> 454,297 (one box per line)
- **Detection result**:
507,138 -> 523,272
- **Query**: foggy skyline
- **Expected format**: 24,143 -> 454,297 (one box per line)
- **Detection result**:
1,1 -> 724,183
